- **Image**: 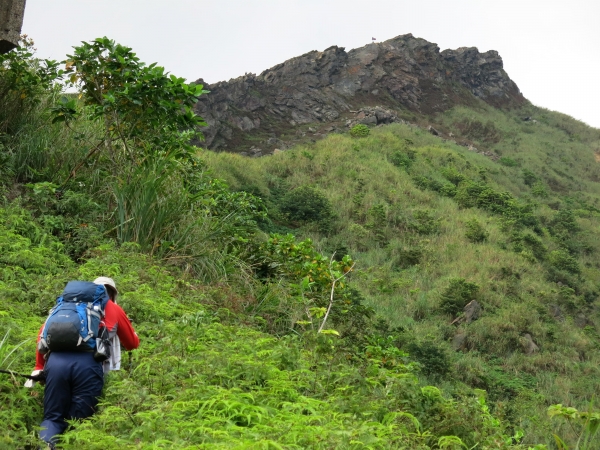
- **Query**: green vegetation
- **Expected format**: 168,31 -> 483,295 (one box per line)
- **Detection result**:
205,102 -> 600,447
2,37 -> 600,449
349,123 -> 370,138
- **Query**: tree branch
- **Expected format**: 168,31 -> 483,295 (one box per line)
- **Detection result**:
318,259 -> 355,334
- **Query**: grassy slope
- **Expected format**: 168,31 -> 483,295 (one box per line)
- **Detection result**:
1,206 -> 525,449
202,102 -> 600,444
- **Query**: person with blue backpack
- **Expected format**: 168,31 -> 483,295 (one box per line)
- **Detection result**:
27,277 -> 139,448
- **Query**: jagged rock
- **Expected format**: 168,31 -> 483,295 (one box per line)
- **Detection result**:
549,304 -> 564,321
575,314 -> 590,328
520,334 -> 539,355
273,148 -> 284,154
266,137 -> 283,146
451,300 -> 481,326
428,126 -> 440,136
195,34 -> 524,152
452,331 -> 468,351
359,115 -> 377,126
463,300 -> 481,324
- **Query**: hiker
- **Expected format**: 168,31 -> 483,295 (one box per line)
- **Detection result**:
26,277 -> 139,447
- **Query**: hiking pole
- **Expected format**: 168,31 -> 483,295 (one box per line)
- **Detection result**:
0,369 -> 46,381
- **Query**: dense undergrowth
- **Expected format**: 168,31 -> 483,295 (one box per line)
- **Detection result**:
1,38 -> 599,449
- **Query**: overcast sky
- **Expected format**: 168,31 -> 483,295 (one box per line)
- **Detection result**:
22,0 -> 600,129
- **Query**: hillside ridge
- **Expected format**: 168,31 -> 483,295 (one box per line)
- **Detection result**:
195,33 -> 525,153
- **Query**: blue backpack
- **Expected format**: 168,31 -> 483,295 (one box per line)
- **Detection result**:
38,281 -> 110,356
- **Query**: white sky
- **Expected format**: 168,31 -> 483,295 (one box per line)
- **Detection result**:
22,0 -> 600,129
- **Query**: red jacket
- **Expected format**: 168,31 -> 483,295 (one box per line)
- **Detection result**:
34,300 -> 139,371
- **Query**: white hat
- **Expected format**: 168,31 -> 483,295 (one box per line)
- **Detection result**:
93,276 -> 118,300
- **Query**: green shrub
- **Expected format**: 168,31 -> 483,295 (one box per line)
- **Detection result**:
549,209 -> 579,235
531,181 -> 548,197
409,210 -> 440,235
391,245 -> 423,269
522,169 -> 538,187
279,185 -> 334,229
548,249 -> 581,274
407,341 -> 450,377
454,118 -> 501,143
349,124 -> 370,138
498,156 -> 520,167
441,166 -> 468,186
440,278 -> 480,315
465,219 -> 489,243
367,203 -> 387,244
389,149 -> 416,170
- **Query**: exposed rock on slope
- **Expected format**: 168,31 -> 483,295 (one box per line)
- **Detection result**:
195,34 -> 524,153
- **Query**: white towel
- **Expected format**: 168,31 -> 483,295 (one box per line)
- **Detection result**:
103,334 -> 122,373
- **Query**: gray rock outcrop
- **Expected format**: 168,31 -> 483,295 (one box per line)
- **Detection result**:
194,34 -> 524,153
0,0 -> 26,54
520,334 -> 539,355
463,300 -> 481,324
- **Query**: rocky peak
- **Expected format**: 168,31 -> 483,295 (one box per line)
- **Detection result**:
194,34 -> 524,153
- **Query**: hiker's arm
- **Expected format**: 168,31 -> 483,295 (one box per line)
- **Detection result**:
34,325 -> 45,371
115,306 -> 140,350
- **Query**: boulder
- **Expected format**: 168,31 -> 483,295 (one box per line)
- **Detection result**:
428,125 -> 440,136
359,115 -> 377,126
549,304 -> 564,322
575,314 -> 590,328
463,300 -> 481,324
520,334 -> 539,355
452,331 -> 468,351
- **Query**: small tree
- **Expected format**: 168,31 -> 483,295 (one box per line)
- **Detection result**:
440,278 -> 480,316
57,37 -> 208,182
465,218 -> 489,243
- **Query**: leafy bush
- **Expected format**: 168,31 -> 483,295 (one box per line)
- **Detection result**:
549,209 -> 579,236
367,203 -> 387,244
391,245 -> 423,269
440,278 -> 480,316
548,249 -> 581,275
63,37 -> 208,173
511,231 -> 547,261
441,166 -> 468,186
454,118 -> 501,143
279,185 -> 334,229
389,149 -> 416,170
409,209 -> 440,235
407,341 -> 451,377
465,219 -> 489,243
498,156 -> 520,167
522,169 -> 538,187
531,181 -> 548,197
349,124 -> 370,137
0,38 -> 62,135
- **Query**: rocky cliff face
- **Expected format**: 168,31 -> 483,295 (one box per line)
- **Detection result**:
194,34 -> 524,154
